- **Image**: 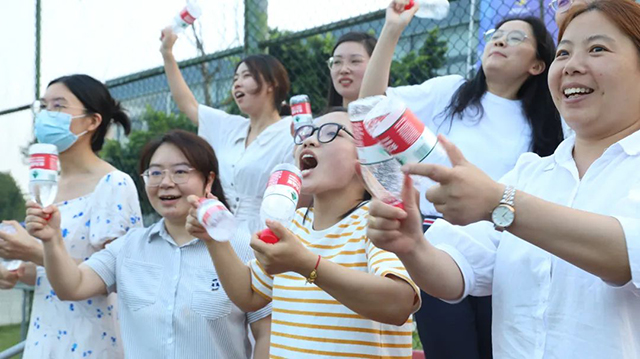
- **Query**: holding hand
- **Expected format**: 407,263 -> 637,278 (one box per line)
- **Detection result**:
0,264 -> 25,290
406,135 -> 504,226
0,221 -> 43,262
25,201 -> 62,243
160,26 -> 178,56
385,0 -> 419,32
250,221 -> 317,276
186,194 -> 216,242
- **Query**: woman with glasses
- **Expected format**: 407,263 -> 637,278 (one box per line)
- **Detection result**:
368,0 -> 640,357
0,74 -> 142,358
359,1 -> 563,358
159,28 -> 295,238
185,108 -> 421,358
24,130 -> 272,358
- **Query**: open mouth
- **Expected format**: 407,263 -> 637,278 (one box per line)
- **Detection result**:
234,91 -> 245,99
300,153 -> 318,174
563,87 -> 594,99
338,78 -> 353,86
159,195 -> 182,202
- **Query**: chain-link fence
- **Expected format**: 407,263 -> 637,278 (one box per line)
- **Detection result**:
106,0 -> 560,131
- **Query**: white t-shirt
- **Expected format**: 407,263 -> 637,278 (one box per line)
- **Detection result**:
387,75 -> 532,216
427,130 -> 640,358
198,105 -> 295,234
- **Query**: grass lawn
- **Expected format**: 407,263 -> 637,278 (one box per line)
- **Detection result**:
0,324 -> 22,358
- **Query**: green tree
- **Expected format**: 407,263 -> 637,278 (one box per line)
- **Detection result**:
100,107 -> 196,222
390,28 -> 448,87
0,172 -> 26,222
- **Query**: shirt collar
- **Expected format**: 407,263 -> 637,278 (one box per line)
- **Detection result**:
616,128 -> 640,156
147,219 -> 202,247
237,116 -> 292,146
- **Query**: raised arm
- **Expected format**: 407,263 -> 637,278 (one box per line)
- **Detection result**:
25,202 -> 107,301
359,0 -> 417,98
160,27 -> 199,124
185,195 -> 270,312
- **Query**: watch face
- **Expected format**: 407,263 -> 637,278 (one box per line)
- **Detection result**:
492,205 -> 515,227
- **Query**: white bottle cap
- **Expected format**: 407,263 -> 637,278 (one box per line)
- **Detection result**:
29,143 -> 58,156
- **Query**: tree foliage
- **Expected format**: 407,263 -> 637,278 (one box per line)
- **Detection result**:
0,172 -> 26,222
390,28 -> 448,87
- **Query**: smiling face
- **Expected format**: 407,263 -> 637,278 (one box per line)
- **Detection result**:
330,41 -> 371,106
231,62 -> 274,116
145,143 -> 212,223
294,111 -> 362,196
481,20 -> 544,84
549,10 -> 640,139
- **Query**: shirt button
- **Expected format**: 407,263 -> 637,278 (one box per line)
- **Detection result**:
235,197 -> 240,201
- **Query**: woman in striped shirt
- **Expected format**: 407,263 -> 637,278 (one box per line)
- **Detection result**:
187,108 -> 421,358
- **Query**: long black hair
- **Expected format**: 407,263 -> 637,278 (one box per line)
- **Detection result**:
443,16 -> 563,157
48,74 -> 131,152
327,32 -> 378,108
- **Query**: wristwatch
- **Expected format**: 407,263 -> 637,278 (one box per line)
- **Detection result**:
491,185 -> 516,231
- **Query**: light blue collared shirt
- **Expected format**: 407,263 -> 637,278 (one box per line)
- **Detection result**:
85,219 -> 270,359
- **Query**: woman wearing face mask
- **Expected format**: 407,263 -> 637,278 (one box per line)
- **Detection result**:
24,130 -> 272,358
185,109 -> 421,358
367,0 -> 640,357
359,1 -> 563,358
160,28 -> 294,237
0,74 -> 142,358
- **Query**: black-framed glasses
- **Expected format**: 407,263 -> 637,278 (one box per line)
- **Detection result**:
549,0 -> 573,12
483,29 -> 528,46
294,123 -> 354,145
141,167 -> 197,187
31,100 -> 89,118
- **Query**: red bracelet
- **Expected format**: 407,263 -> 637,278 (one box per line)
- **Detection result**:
306,255 -> 321,284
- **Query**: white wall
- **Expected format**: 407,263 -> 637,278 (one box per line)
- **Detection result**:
0,110 -> 32,196
0,289 -> 25,326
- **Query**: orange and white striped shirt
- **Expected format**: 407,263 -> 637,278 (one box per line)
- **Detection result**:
250,205 -> 420,358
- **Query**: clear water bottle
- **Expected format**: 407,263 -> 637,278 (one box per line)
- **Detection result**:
258,163 -> 303,244
405,0 -> 450,20
0,223 -> 22,272
171,1 -> 202,34
348,97 -> 405,208
29,144 -> 59,208
290,94 -> 313,132
197,198 -> 236,242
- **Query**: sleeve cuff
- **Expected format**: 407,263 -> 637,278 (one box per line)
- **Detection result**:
611,216 -> 640,295
433,243 -> 475,304
84,256 -> 116,293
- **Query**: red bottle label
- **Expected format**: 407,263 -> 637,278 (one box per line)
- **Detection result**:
29,154 -> 58,171
267,170 -> 302,195
291,102 -> 312,116
374,109 -> 425,155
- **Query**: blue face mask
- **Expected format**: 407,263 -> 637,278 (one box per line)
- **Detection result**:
35,110 -> 88,153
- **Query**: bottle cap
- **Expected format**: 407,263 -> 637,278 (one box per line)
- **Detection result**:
259,229 -> 279,244
405,0 -> 415,10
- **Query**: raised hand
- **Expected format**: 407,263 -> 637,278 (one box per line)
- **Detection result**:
385,0 -> 420,31
250,220 -> 316,276
25,201 -> 62,243
160,26 -> 179,55
405,135 -> 503,226
186,194 -> 215,243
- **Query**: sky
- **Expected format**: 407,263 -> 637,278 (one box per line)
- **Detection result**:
0,0 -> 390,193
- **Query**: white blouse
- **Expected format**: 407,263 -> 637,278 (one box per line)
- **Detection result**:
23,170 -> 142,359
198,105 -> 295,235
427,130 -> 640,358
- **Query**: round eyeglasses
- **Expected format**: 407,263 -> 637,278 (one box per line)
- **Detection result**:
32,100 -> 89,118
483,29 -> 528,46
549,0 -> 573,13
141,167 -> 197,187
294,123 -> 354,145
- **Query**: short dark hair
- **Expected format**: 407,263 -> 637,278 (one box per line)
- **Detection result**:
138,130 -> 229,209
48,74 -> 131,152
327,32 -> 378,108
236,54 -> 291,114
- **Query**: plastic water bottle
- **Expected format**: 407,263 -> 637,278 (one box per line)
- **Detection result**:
290,94 -> 313,132
0,224 -> 22,272
404,0 -> 450,20
348,97 -> 405,208
197,198 -> 236,242
258,163 -> 303,244
364,96 -> 451,168
171,1 -> 202,34
29,144 -> 59,208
